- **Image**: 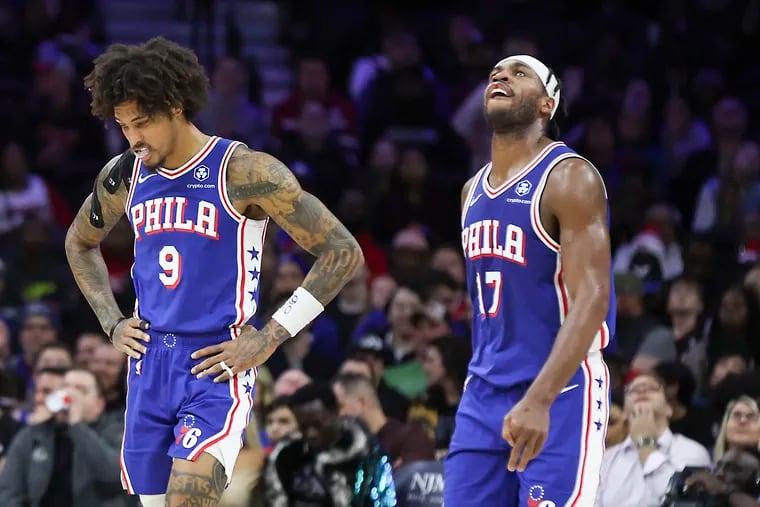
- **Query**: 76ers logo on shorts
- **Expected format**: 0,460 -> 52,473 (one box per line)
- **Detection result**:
176,414 -> 203,448
527,485 -> 556,507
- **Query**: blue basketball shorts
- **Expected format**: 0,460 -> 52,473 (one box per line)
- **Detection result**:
119,330 -> 256,495
444,352 -> 609,507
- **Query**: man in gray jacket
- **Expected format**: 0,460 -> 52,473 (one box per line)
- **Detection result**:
0,367 -> 134,507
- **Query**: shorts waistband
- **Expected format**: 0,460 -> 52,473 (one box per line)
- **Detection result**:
143,329 -> 235,349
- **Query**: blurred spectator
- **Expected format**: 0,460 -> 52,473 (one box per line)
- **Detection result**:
681,447 -> 760,507
745,264 -> 760,300
272,369 -> 311,397
373,149 -> 456,246
387,227 -> 431,284
0,140 -> 52,245
660,95 -> 712,178
88,343 -> 125,415
325,264 -> 370,352
0,319 -> 10,364
597,373 -> 711,507
263,382 -> 396,506
34,341 -> 73,372
195,56 -> 268,151
343,336 -> 410,421
705,285 -> 760,372
674,97 -> 749,228
26,40 -> 105,189
334,188 -> 388,278
408,336 -> 470,457
692,140 -> 760,237
614,274 -> 671,366
277,100 -> 356,209
0,367 -> 129,507
369,274 -> 397,312
713,396 -> 760,463
654,361 -> 714,448
613,203 -> 684,284
263,395 -> 299,451
74,331 -> 106,369
5,303 -> 58,400
271,54 -> 357,144
333,373 -> 435,468
3,219 -> 76,310
637,278 -> 706,383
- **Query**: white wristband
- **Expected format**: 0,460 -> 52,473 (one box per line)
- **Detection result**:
272,287 -> 324,336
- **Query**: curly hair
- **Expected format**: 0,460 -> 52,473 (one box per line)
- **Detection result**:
84,36 -> 209,121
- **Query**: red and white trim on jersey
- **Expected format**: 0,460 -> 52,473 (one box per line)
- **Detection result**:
125,155 -> 142,325
461,165 -> 489,229
566,352 -> 608,507
155,136 -> 221,179
218,141 -> 245,222
228,327 -> 257,433
186,362 -> 256,462
481,141 -> 564,199
119,356 -> 136,495
231,218 -> 268,328
124,154 -> 142,213
215,141 -> 269,329
531,154 -> 611,350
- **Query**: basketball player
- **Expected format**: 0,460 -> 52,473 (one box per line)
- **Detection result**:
65,37 -> 363,507
445,55 -> 616,506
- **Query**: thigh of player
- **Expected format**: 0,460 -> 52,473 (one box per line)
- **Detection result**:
519,354 -> 609,507
165,368 -> 256,506
444,375 -> 521,507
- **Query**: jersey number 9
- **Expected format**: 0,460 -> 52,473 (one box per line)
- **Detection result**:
159,245 -> 182,288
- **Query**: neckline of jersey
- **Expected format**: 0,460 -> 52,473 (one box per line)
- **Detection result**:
154,136 -> 219,177
482,141 -> 565,198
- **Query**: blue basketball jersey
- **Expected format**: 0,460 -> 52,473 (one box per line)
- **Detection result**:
461,141 -> 616,389
124,136 -> 267,336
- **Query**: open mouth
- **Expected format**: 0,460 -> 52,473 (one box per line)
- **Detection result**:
489,83 -> 513,99
133,147 -> 150,160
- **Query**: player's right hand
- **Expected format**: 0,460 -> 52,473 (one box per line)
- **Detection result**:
111,317 -> 150,359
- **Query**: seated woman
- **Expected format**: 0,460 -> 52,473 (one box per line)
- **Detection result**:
713,395 -> 760,463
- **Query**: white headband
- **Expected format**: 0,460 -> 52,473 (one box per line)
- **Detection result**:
497,55 -> 561,119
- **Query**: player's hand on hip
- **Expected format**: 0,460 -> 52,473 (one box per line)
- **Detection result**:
502,397 -> 550,472
191,325 -> 275,383
111,317 -> 150,359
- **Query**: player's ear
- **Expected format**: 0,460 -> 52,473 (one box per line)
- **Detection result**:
540,96 -> 555,116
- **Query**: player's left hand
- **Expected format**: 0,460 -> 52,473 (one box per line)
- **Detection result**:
502,397 -> 550,472
190,325 -> 277,383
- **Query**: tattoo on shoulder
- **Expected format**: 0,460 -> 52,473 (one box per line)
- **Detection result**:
226,147 -> 295,201
165,461 -> 226,507
226,146 -> 363,304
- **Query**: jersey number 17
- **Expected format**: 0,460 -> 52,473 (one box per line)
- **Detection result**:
475,271 -> 502,317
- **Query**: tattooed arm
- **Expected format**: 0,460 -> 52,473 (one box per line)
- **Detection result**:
65,156 -> 150,358
192,146 -> 364,381
228,147 -> 364,301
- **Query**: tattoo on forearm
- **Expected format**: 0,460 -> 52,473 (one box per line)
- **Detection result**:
226,148 -> 364,307
66,157 -> 130,332
165,461 -> 226,507
65,243 -> 124,331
